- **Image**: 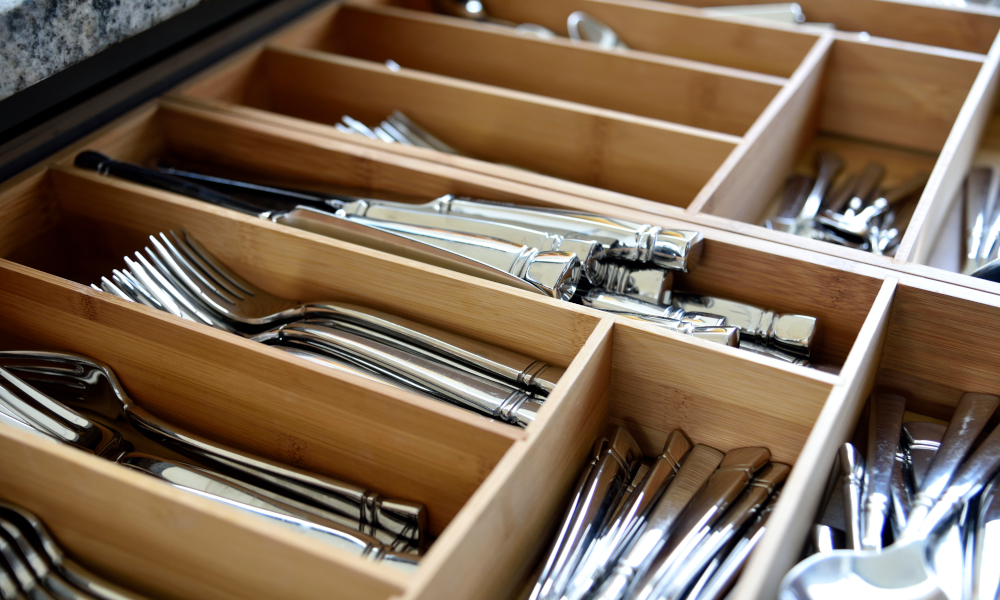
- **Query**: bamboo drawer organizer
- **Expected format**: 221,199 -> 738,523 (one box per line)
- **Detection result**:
5,1 -> 1000,599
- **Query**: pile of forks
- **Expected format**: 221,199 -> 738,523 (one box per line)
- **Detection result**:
75,152 -> 822,366
93,228 -> 562,427
0,350 -> 426,567
529,426 -> 786,600
0,500 -> 153,600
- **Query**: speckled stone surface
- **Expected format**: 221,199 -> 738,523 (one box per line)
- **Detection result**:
0,0 -> 204,100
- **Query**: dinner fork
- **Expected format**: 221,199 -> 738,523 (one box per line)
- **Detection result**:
108,229 -> 566,396
0,351 -> 426,553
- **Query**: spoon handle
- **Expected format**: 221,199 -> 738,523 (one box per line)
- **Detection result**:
917,393 -> 999,504
911,420 -> 1000,538
860,392 -> 907,551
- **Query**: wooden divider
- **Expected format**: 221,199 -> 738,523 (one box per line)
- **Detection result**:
732,277 -> 896,600
0,426 -> 408,600
271,3 -> 782,136
417,0 -> 820,77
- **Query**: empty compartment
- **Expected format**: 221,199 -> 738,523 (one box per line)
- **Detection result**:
271,3 -> 784,136
54,100 -> 885,369
695,37 -> 983,261
385,0 -> 819,77
177,45 -> 739,208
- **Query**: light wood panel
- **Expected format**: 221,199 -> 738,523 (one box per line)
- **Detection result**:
691,34 -> 830,221
272,3 -> 781,136
733,277 -> 896,600
435,0 -> 819,77
0,427 -> 407,600
250,46 -> 738,206
609,318 -> 835,464
819,38 -> 983,153
878,279 -> 1000,419
402,319 -> 614,600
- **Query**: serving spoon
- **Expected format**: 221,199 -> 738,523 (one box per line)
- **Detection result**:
780,394 -> 1000,600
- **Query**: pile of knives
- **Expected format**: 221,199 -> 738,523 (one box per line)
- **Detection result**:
74,151 -> 820,366
763,151 -> 928,255
529,426 -> 786,600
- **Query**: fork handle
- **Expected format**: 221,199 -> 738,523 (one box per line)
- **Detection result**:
124,405 -> 426,550
301,302 -> 565,395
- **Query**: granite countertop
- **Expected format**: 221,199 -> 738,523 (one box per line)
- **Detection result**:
0,0 -> 205,100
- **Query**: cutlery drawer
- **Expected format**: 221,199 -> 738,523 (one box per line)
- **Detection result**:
0,91 -> 904,600
5,1 -> 1000,599
173,0 -> 999,292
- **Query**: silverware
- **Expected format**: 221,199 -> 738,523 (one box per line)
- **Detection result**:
611,313 -> 741,347
890,441 -> 913,536
666,293 -> 817,358
903,421 -> 946,487
838,443 -> 865,550
859,391 -> 907,551
563,431 -> 693,600
529,427 -> 643,600
971,471 -> 1000,600
769,152 -> 843,236
685,493 -> 779,600
160,161 -> 703,275
258,322 -> 544,427
780,394 -> 1000,600
0,351 -> 427,552
963,167 -> 995,274
581,290 -> 725,327
119,453 -> 419,569
397,196 -> 704,273
629,448 -> 774,600
108,228 -> 567,397
566,11 -> 629,49
645,463 -> 789,600
0,501 -> 146,600
590,445 -> 724,600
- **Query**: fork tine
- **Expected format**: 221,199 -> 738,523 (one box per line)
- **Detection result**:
168,230 -> 248,299
157,232 -> 243,301
115,269 -> 162,310
149,234 -> 238,312
125,255 -> 198,324
98,277 -> 132,302
175,228 -> 257,296
136,250 -> 241,334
